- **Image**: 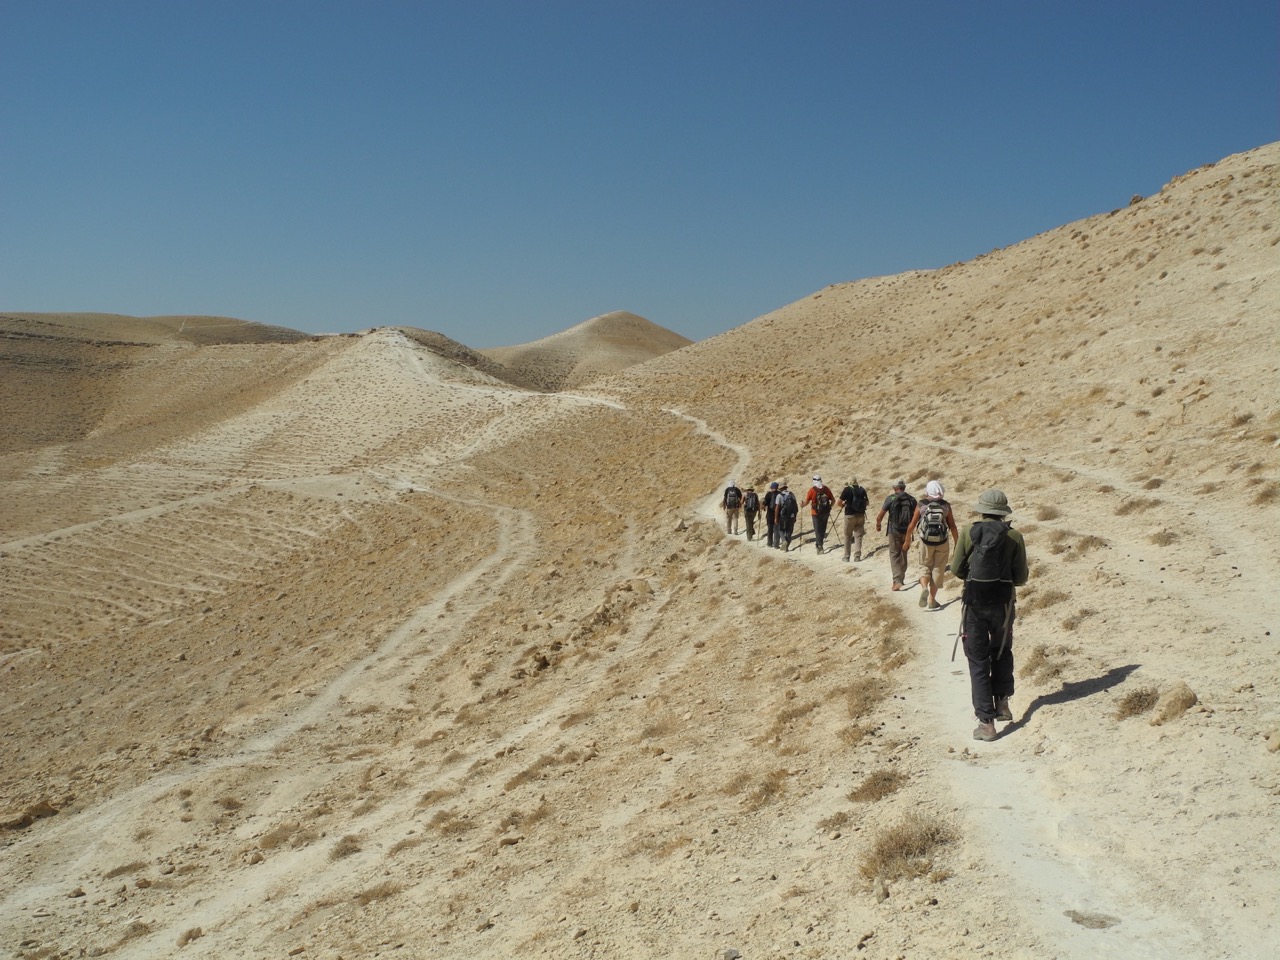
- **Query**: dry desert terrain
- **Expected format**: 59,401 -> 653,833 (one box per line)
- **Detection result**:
1,143 -> 1278,960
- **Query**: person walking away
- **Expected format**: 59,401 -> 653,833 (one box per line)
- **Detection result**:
904,480 -> 960,609
836,477 -> 869,563
950,489 -> 1029,742
722,481 -> 743,535
742,486 -> 760,541
775,484 -> 799,551
875,480 -> 916,590
762,481 -> 780,548
804,475 -> 836,553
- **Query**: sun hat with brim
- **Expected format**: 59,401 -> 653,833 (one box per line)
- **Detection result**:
974,489 -> 1012,516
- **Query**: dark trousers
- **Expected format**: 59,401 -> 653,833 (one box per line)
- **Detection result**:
812,512 -> 830,549
778,515 -> 796,549
744,509 -> 757,540
962,601 -> 1015,722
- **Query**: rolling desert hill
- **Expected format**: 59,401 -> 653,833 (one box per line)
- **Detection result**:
478,310 -> 695,391
0,142 -> 1277,960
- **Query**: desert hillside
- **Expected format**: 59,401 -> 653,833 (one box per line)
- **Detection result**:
1,143 -> 1277,960
479,310 -> 694,391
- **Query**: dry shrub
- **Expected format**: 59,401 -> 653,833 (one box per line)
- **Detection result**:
259,821 -> 319,851
719,772 -> 752,797
838,676 -> 890,719
848,768 -> 907,803
329,834 -> 361,861
1035,505 -> 1061,521
103,860 -> 148,880
1019,588 -> 1068,614
1142,478 -> 1164,489
1149,530 -> 1178,546
1115,686 -> 1159,719
388,833 -> 428,856
429,809 -> 473,836
559,710 -> 589,729
1075,535 -> 1107,553
353,881 -> 402,906
1061,608 -> 1097,631
817,810 -> 852,832
743,769 -> 791,811
1019,643 -> 1075,682
177,928 -> 203,947
858,812 -> 955,881
416,788 -> 454,809
1252,482 -> 1279,505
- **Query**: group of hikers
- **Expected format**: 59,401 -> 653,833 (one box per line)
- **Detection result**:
720,477 -> 1028,743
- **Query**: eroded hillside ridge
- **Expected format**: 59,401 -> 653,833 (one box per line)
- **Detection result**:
0,143 -> 1276,960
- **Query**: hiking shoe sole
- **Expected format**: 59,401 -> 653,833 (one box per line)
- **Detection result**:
918,592 -> 928,607
973,722 -> 998,742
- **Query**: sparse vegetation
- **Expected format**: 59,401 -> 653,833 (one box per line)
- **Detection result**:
848,768 -> 908,803
1115,686 -> 1159,719
329,834 -> 362,860
858,812 -> 955,881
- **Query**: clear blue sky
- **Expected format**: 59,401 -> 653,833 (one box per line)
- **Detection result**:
2,1 -> 1275,346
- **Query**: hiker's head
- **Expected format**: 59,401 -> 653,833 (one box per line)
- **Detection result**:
893,479 -> 906,491
780,484 -> 788,491
812,475 -> 822,484
848,477 -> 857,486
975,489 -> 1012,517
926,480 -> 944,499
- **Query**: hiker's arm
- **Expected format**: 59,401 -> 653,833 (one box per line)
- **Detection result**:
951,527 -> 972,579
1011,535 -> 1030,586
874,506 -> 886,531
946,507 -> 960,541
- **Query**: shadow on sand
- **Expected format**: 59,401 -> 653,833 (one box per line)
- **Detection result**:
1003,664 -> 1142,736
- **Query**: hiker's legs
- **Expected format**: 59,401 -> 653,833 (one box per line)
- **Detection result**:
888,531 -> 908,586
920,542 -> 950,602
962,604 -> 1005,722
783,517 -> 796,549
851,514 -> 865,559
765,516 -> 776,547
813,513 -> 828,550
726,506 -> 740,534
842,515 -> 854,559
992,609 -> 1016,702
744,511 -> 756,540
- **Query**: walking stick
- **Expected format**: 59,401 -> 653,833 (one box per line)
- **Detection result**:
951,601 -> 966,662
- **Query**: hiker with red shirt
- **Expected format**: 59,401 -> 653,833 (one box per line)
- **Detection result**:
804,475 -> 837,553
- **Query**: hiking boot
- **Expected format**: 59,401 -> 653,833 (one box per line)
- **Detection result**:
995,698 -> 1013,722
928,599 -> 940,610
918,591 -> 928,608
842,555 -> 850,563
854,553 -> 861,562
973,720 -> 998,742
891,582 -> 903,591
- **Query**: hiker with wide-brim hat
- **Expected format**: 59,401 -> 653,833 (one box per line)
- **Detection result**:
950,489 -> 1029,742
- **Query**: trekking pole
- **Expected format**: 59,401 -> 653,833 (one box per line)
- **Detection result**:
951,601 -> 965,662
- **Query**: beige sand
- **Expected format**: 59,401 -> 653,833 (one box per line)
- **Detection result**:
1,142 -> 1276,959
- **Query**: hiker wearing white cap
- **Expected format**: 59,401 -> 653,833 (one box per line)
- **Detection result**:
836,477 -> 870,562
950,489 -> 1029,742
804,475 -> 836,553
904,480 -> 960,609
721,480 -> 743,535
875,480 -> 916,590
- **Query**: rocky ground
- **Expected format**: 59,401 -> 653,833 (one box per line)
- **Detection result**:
1,142 -> 1277,960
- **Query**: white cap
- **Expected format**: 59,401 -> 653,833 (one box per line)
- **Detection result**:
813,475 -> 821,482
926,480 -> 944,498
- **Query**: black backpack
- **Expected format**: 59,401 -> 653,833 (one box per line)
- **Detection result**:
813,487 -> 832,514
724,486 -> 741,509
743,491 -> 760,513
966,521 -> 1013,582
842,485 -> 868,514
780,491 -> 798,519
889,492 -> 917,532
919,499 -> 949,545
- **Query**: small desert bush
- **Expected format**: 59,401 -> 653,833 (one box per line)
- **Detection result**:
1035,505 -> 1061,521
1115,686 -> 1159,719
837,676 -> 890,719
329,834 -> 361,861
848,768 -> 907,803
1019,643 -> 1075,682
743,769 -> 791,811
1252,482 -> 1279,505
1019,588 -> 1068,614
858,812 -> 955,881
1075,535 -> 1108,553
1149,530 -> 1178,546
817,810 -> 851,832
353,881 -> 402,906
103,860 -> 148,880
1061,608 -> 1097,631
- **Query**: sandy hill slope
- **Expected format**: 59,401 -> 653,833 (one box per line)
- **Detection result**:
478,310 -> 694,391
0,143 -> 1276,960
